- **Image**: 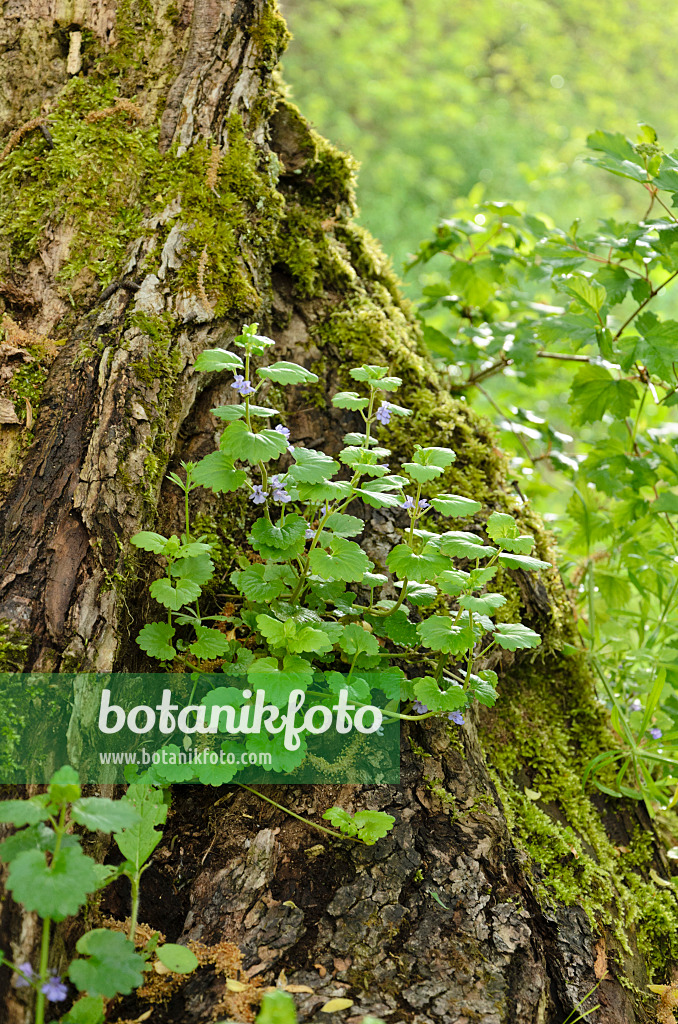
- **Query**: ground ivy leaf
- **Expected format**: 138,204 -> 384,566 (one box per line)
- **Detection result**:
170,552 -> 214,586
309,536 -> 372,582
211,404 -> 246,421
395,580 -> 437,606
470,670 -> 499,707
431,494 -> 482,517
246,729 -> 307,772
250,514 -> 307,551
136,621 -> 176,661
402,462 -> 445,483
61,995 -> 106,1024
248,655 -> 313,705
189,626 -> 231,659
469,566 -> 498,588
149,576 -> 202,610
231,563 -> 289,602
416,616 -> 476,654
326,671 -> 372,703
332,391 -> 369,410
131,531 -> 169,554
322,806 -> 359,834
356,666 -> 406,700
257,360 -> 319,385
0,799 -> 49,827
485,511 -> 518,541
220,420 -> 289,464
7,846 -> 103,920
339,623 -> 380,658
439,532 -> 496,559
413,676 -> 467,712
458,592 -> 507,614
499,535 -> 535,554
71,798 -> 141,834
378,612 -> 419,647
192,451 -> 248,493
493,623 -> 542,650
498,553 -> 551,571
436,568 -> 470,595
324,512 -> 364,536
288,448 -> 339,483
352,810 -> 396,844
68,929 -> 145,997
194,347 -> 243,372
386,543 -> 449,582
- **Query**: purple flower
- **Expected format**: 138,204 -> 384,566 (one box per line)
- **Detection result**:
15,963 -> 34,988
376,402 -> 391,425
412,700 -> 428,715
270,475 -> 291,503
275,424 -> 291,440
650,727 -> 663,740
41,973 -> 68,1002
401,496 -> 415,511
448,711 -> 464,725
249,484 -> 268,504
231,374 -> 255,396
418,499 -> 430,511
305,528 -> 316,540
629,698 -> 642,713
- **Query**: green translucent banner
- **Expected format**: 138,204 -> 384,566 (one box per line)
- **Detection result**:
0,673 -> 400,784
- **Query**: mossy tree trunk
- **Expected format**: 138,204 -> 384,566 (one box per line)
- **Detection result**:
0,2 -> 677,1022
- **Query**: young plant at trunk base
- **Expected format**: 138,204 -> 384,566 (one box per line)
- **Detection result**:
130,323 -> 545,791
0,768 -> 191,1024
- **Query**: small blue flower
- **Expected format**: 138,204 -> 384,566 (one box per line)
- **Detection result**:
412,700 -> 428,714
448,711 -> 464,725
401,496 -> 415,511
629,698 -> 642,713
275,424 -> 291,440
15,963 -> 34,988
305,528 -> 316,540
249,484 -> 268,504
418,499 -> 430,511
270,475 -> 291,503
650,727 -> 663,740
41,973 -> 68,1002
376,402 -> 391,425
231,375 -> 255,396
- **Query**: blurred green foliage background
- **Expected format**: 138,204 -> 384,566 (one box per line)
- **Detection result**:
280,0 -> 678,292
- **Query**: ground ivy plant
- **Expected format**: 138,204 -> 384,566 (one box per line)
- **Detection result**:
0,767 -> 196,1024
130,323 -> 545,788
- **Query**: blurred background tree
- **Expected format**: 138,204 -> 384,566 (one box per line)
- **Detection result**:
280,0 -> 678,295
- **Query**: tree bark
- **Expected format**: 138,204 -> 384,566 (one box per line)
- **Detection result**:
0,2 -> 677,1022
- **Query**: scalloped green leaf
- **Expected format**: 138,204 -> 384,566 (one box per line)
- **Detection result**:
257,361 -> 319,385
193,348 -> 243,372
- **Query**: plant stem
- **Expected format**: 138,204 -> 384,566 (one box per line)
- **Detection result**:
129,870 -> 142,944
34,915 -> 51,1024
238,785 -> 365,843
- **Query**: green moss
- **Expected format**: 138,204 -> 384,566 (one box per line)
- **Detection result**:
482,658 -> 678,978
249,0 -> 291,71
0,621 -> 30,672
165,117 -> 284,317
5,358 -> 47,421
0,78 -> 162,289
